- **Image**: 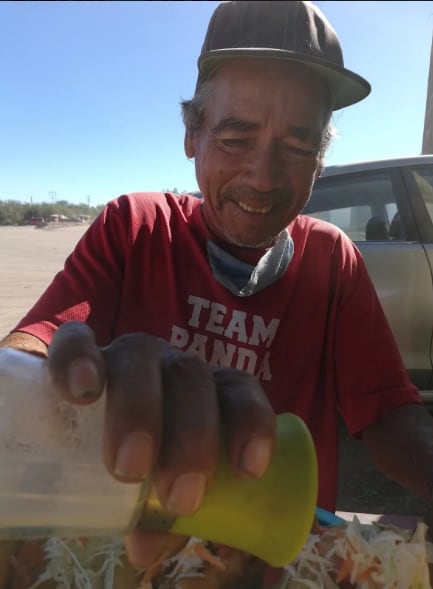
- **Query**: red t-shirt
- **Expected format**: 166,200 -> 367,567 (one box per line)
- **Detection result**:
14,192 -> 420,510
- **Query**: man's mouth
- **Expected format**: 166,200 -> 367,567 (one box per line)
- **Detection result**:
237,200 -> 274,214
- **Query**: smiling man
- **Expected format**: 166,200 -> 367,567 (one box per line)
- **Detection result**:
2,2 -> 433,588
186,59 -> 331,249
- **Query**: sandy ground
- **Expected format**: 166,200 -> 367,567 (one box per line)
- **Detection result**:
0,224 -> 425,518
0,224 -> 88,337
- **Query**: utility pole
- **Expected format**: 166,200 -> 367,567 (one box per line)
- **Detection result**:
422,32 -> 433,154
48,191 -> 56,205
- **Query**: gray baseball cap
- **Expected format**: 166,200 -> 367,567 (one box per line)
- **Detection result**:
197,1 -> 371,110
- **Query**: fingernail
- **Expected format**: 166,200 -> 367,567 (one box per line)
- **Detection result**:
239,437 -> 272,478
166,473 -> 206,515
67,357 -> 100,398
115,432 -> 154,480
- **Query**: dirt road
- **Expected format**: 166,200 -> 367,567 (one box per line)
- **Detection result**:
0,224 -> 87,336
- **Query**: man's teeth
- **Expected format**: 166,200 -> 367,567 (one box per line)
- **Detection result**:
238,201 -> 273,214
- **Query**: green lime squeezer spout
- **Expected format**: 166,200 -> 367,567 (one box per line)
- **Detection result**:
140,412 -> 318,567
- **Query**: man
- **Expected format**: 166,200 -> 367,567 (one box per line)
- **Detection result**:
2,1 -> 433,586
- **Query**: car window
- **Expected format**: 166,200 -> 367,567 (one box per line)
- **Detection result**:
303,171 -> 406,242
412,169 -> 433,226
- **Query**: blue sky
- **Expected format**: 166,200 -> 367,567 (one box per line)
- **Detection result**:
1,1 -> 433,206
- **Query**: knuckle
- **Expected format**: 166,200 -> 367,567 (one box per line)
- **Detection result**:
215,367 -> 268,404
175,428 -> 217,462
164,353 -> 215,389
106,332 -> 159,357
53,321 -> 94,347
104,334 -> 161,379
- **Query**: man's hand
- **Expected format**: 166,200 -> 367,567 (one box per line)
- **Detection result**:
17,321 -> 276,571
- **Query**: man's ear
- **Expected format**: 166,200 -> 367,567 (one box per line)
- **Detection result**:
184,129 -> 195,159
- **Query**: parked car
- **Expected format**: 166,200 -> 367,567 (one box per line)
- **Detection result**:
303,155 -> 433,403
24,217 -> 45,226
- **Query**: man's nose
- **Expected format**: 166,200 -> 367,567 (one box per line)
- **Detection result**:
244,146 -> 284,193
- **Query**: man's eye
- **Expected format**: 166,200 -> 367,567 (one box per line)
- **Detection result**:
220,138 -> 248,148
283,144 -> 317,157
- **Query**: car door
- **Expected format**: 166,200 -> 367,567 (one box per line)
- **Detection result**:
402,163 -> 433,394
303,165 -> 433,397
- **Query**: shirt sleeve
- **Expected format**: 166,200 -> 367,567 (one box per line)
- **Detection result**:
12,197 -> 130,347
334,235 -> 422,436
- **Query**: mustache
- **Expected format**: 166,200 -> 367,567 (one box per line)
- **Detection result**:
220,186 -> 289,203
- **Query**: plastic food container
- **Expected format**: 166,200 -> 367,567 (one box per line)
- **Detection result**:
0,347 -> 318,566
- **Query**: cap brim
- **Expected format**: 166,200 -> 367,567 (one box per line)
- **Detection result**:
198,48 -> 371,111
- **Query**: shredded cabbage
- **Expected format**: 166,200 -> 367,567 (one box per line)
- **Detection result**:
29,537 -> 129,589
26,519 -> 432,588
282,517 -> 431,589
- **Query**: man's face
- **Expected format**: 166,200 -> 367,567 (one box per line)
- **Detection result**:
186,59 -> 331,248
